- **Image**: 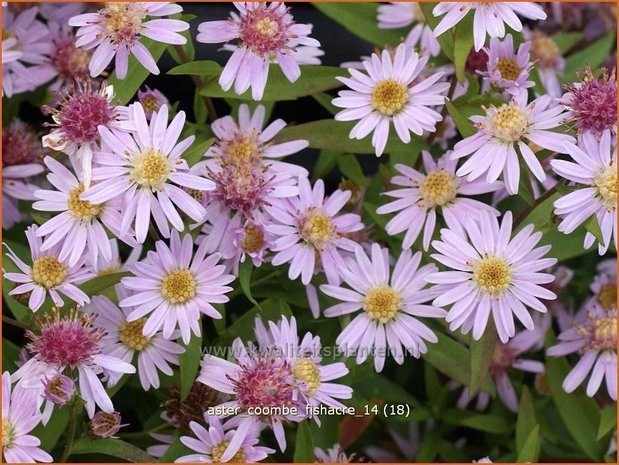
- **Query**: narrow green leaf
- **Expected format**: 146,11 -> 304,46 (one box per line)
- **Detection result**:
239,261 -> 262,310
182,136 -> 214,166
167,60 -> 222,77
31,406 -> 70,452
2,339 -> 20,373
159,436 -> 192,463
468,319 -> 496,397
598,404 -> 617,440
442,409 -> 510,434
80,272 -> 129,297
313,151 -> 339,181
193,88 -> 207,125
453,13 -> 474,82
552,32 -> 584,54
584,214 -> 605,246
293,421 -> 315,462
517,425 -> 541,462
179,333 -> 203,401
338,154 -> 369,186
516,386 -> 537,451
71,438 -> 153,462
516,160 -> 536,207
419,2 -> 454,60
312,92 -> 339,115
563,31 -> 615,83
445,101 -> 476,138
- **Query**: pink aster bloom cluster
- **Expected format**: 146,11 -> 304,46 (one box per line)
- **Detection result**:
1,2 -> 616,463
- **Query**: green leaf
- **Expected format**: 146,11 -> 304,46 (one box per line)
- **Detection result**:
445,101 -> 476,138
31,406 -> 70,452
80,272 -> 129,297
312,92 -> 339,115
167,60 -> 222,77
517,425 -> 541,463
313,151 -> 339,181
338,154 -> 369,186
159,436 -> 192,463
71,438 -> 153,462
312,3 -> 408,47
2,339 -> 21,373
516,162 -> 536,207
598,404 -> 617,440
200,65 -> 343,101
453,13 -> 474,82
442,409 -> 510,434
293,421 -> 315,462
552,32 -> 584,54
182,136 -> 215,166
419,2 -> 454,61
468,319 -> 496,397
275,119 -> 426,155
584,214 -> 605,246
179,333 -> 202,401
239,261 -> 262,310
563,31 -> 615,83
165,14 -> 197,64
108,38 -> 168,105
193,88 -> 207,125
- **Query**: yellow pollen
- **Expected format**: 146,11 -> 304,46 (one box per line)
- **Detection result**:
593,165 -> 617,209
161,269 -> 196,304
224,136 -> 260,166
338,178 -> 363,205
418,170 -> 457,207
68,184 -> 103,221
140,95 -> 160,114
472,256 -> 512,297
254,18 -> 279,38
186,188 -> 205,203
293,358 -> 321,396
300,209 -> 335,251
130,149 -> 170,190
363,285 -> 401,323
119,318 -> 151,351
31,256 -> 67,289
101,3 -> 146,44
496,58 -> 521,81
2,419 -> 15,450
211,441 -> 246,463
241,225 -> 265,254
598,283 -> 617,310
371,79 -> 409,116
488,103 -> 529,142
592,317 -> 617,351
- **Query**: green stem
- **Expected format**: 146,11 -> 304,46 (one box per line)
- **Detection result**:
1,315 -> 29,330
60,401 -> 80,463
513,181 -> 562,229
173,45 -> 217,123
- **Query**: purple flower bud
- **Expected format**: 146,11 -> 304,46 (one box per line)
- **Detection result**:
43,373 -> 75,405
137,86 -> 169,120
90,411 -> 124,439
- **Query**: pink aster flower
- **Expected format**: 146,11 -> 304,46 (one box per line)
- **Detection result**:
33,156 -> 135,269
42,80 -> 133,187
551,130 -> 617,255
427,210 -> 558,343
3,225 -> 93,312
2,120 -> 46,230
2,372 -> 52,463
13,308 -> 136,418
451,93 -> 574,195
90,410 -> 125,438
377,3 -> 441,57
196,2 -> 322,100
266,177 -> 364,285
377,151 -> 502,250
138,86 -> 169,121
547,303 -> 616,400
119,230 -> 235,344
315,444 -> 355,463
524,29 -> 565,97
479,34 -> 534,98
333,43 -> 448,156
81,103 -> 215,243
45,22 -> 92,92
589,259 -> 617,311
321,243 -> 445,372
69,2 -> 189,79
39,3 -> 86,24
84,295 -> 184,391
2,6 -> 55,97
177,415 -> 275,463
432,2 -> 547,52
560,67 -> 617,136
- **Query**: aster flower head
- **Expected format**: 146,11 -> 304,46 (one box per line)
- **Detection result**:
82,103 -> 215,243
2,372 -> 53,463
451,93 -> 575,195
315,444 -> 355,463
90,410 -> 125,438
84,295 -> 185,390
3,225 -> 93,312
377,2 -> 441,57
560,66 -> 617,136
120,230 -> 235,344
427,210 -> 558,343
590,259 -> 617,311
524,28 -> 565,97
47,22 -> 92,92
333,43 -> 449,156
432,2 -> 547,52
548,303 -> 617,400
42,372 -> 75,406
42,80 -> 132,187
321,243 -> 446,372
480,34 -> 534,98
551,130 -> 617,255
138,86 -> 169,120
177,415 -> 275,463
14,307 -> 136,418
196,2 -> 322,100
69,2 -> 189,79
267,177 -> 364,286
377,151 -> 502,250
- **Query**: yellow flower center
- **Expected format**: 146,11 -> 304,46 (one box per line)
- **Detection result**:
241,225 -> 265,254
101,3 -> 146,44
223,136 -> 260,166
161,269 -> 196,304
531,32 -> 561,68
593,165 -> 617,209
598,283 -> 617,310
211,441 -> 246,463
418,170 -> 458,207
371,79 -> 409,116
31,256 -> 67,289
488,103 -> 529,142
140,95 -> 161,114
472,256 -> 512,297
68,183 -> 103,221
119,318 -> 151,351
364,285 -> 401,323
300,208 -> 335,251
130,149 -> 170,190
338,178 -> 363,205
592,317 -> 617,351
293,358 -> 321,396
255,18 -> 279,38
496,58 -> 521,81
2,418 -> 15,450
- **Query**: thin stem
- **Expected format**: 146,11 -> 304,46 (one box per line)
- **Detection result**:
60,401 -> 80,463
2,315 -> 29,330
513,181 -> 562,229
173,45 -> 217,123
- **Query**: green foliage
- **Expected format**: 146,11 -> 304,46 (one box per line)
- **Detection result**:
179,333 -> 203,401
